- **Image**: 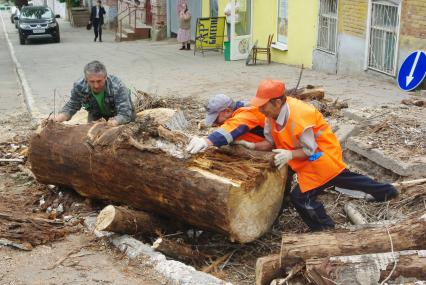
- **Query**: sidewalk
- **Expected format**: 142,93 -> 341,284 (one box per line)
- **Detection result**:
0,11 -> 415,120
0,12 -> 25,119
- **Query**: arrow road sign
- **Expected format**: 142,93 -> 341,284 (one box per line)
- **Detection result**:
397,50 -> 426,91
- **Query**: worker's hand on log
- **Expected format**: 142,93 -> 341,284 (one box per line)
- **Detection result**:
107,119 -> 119,126
186,136 -> 209,154
233,140 -> 255,150
272,149 -> 293,169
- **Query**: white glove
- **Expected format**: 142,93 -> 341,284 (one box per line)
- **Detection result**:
186,137 -> 209,154
234,140 -> 256,150
272,149 -> 293,169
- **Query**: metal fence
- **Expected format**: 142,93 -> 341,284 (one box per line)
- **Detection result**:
317,0 -> 338,54
368,1 -> 399,75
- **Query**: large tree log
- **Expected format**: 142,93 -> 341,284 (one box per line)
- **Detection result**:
306,250 -> 426,285
29,109 -> 287,243
281,213 -> 426,262
96,205 -> 167,235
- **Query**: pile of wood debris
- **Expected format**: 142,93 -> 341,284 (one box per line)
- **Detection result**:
356,105 -> 426,161
2,88 -> 425,285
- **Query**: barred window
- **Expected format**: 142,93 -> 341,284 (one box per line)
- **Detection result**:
317,0 -> 338,54
367,0 -> 400,76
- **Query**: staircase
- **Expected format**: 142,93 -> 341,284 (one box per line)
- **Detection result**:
116,0 -> 151,42
70,7 -> 90,28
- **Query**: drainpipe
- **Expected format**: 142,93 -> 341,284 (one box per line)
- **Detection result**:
166,0 -> 170,37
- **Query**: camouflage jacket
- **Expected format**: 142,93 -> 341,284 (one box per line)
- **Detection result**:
61,75 -> 136,124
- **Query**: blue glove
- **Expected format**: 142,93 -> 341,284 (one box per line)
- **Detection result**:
308,152 -> 323,161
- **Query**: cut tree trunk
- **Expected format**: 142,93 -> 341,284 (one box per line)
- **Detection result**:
29,108 -> 287,243
96,205 -> 167,235
306,250 -> 426,285
281,213 -> 426,263
152,237 -> 207,263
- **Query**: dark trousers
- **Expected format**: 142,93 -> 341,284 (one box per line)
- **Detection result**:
291,169 -> 398,231
93,18 -> 102,40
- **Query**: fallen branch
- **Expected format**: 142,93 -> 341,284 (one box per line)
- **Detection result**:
281,213 -> 426,262
306,250 -> 426,284
344,202 -> 368,225
202,252 -> 233,273
0,158 -> 23,163
152,237 -> 207,263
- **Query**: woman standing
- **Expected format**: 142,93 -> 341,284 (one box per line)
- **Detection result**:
177,4 -> 191,50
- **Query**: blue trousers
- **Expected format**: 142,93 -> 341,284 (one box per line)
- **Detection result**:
291,169 -> 398,231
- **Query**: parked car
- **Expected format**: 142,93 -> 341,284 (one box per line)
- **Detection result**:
15,6 -> 60,45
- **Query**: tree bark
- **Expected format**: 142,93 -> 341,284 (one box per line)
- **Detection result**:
95,205 -> 166,235
306,250 -> 426,285
286,86 -> 325,101
281,213 -> 426,262
29,109 -> 287,243
255,254 -> 283,285
152,237 -> 207,263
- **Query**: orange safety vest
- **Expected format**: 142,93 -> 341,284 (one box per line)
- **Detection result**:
270,97 -> 346,192
220,106 -> 266,143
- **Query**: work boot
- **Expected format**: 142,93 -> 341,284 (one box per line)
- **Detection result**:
186,43 -> 191,50
179,44 -> 185,50
94,37 -> 97,42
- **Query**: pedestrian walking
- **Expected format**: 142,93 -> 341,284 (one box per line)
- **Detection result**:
177,4 -> 191,50
90,0 -> 106,42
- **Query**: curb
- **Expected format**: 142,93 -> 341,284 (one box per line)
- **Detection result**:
0,12 -> 43,121
84,217 -> 233,285
346,137 -> 426,177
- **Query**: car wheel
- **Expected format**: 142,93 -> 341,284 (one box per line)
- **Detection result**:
19,34 -> 25,45
54,33 -> 60,43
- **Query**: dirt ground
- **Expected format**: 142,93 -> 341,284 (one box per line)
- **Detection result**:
1,95 -> 425,285
0,113 -> 167,285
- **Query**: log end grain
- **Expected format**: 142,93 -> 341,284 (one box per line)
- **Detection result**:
95,205 -> 116,232
228,167 -> 288,243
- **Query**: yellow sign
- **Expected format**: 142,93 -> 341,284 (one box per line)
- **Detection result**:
195,17 -> 226,51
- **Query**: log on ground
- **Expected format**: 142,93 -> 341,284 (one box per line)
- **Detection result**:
152,237 -> 207,263
281,213 -> 426,262
29,108 -> 287,243
96,205 -> 167,235
306,250 -> 426,285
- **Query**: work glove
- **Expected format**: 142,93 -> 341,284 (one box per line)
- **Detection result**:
186,136 -> 209,154
233,140 -> 256,150
272,149 -> 293,169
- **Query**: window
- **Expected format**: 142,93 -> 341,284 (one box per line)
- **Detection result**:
317,0 -> 338,54
367,0 -> 399,75
277,0 -> 288,45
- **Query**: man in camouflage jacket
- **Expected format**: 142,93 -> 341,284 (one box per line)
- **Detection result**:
49,61 -> 136,126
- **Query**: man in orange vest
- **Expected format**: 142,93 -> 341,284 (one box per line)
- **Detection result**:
250,80 -> 398,231
186,94 -> 272,154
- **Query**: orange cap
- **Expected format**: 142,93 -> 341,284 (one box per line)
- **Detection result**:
250,80 -> 285,107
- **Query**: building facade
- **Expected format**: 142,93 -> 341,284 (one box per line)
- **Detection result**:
313,0 -> 426,77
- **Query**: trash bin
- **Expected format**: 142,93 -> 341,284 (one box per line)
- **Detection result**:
224,41 -> 230,61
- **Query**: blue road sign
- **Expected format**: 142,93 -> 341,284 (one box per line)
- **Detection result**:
397,50 -> 426,91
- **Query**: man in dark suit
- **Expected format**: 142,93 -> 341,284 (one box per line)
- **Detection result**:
89,0 -> 106,42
